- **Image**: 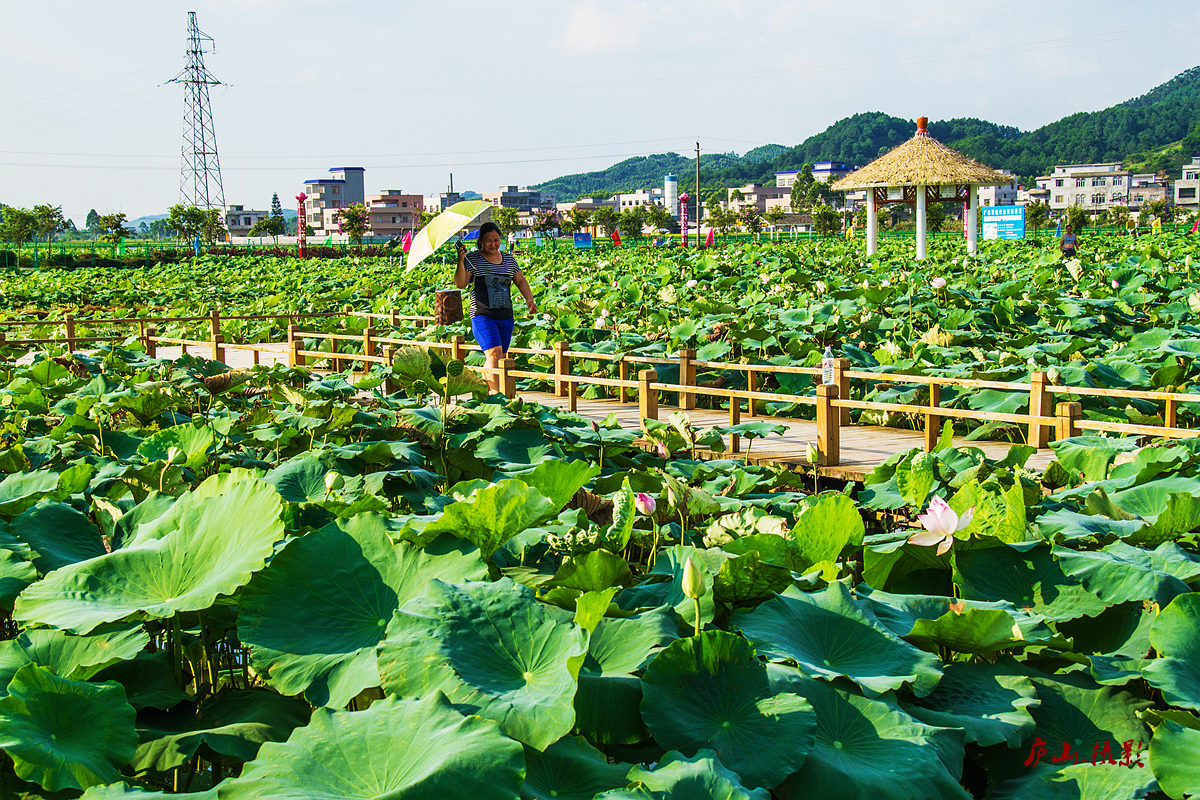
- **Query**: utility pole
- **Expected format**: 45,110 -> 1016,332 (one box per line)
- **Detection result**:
695,140 -> 701,247
168,12 -> 225,211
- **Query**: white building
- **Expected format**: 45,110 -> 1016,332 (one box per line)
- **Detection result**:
1176,157 -> 1200,211
976,170 -> 1019,207
1035,163 -> 1130,213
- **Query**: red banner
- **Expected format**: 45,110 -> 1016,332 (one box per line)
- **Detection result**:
611,229 -> 622,247
680,193 -> 689,247
295,192 -> 308,258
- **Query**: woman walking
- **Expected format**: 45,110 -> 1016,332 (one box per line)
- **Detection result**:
455,222 -> 537,392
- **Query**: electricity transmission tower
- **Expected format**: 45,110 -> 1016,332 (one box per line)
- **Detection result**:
168,11 -> 225,210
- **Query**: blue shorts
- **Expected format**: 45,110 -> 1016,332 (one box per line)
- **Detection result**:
471,315 -> 515,353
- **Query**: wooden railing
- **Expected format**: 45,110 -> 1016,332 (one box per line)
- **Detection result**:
6,310 -> 1197,466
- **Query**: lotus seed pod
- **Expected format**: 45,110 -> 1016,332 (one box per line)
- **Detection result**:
166,446 -> 186,466
682,557 -> 706,600
324,471 -> 345,492
446,359 -> 465,377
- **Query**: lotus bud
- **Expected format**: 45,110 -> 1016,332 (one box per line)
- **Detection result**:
166,446 -> 186,466
446,359 -> 465,377
686,279 -> 698,288
931,276 -> 947,289
324,471 -> 345,492
1111,279 -> 1119,290
806,442 -> 819,464
634,492 -> 656,516
682,557 -> 706,599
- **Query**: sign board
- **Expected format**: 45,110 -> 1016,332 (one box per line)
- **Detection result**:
573,232 -> 592,249
981,205 -> 1025,240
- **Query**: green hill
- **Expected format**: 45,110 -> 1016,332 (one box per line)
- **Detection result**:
535,66 -> 1200,199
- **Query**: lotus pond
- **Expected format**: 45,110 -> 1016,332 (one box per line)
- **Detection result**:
0,234 -> 1198,799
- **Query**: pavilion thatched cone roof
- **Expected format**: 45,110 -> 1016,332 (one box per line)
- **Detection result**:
831,117 -> 1012,190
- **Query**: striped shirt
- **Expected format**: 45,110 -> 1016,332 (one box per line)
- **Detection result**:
464,251 -> 520,320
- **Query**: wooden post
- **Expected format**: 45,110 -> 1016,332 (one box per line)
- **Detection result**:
145,325 -> 157,358
450,334 -> 465,362
924,381 -> 942,452
500,357 -> 516,399
833,357 -> 851,425
1165,395 -> 1178,429
342,304 -> 353,319
567,379 -> 578,413
64,314 -> 76,352
679,347 -> 696,410
382,346 -> 396,394
816,383 -> 841,467
211,333 -> 225,363
638,369 -> 658,430
363,327 -> 376,373
389,309 -> 399,327
1056,402 -> 1082,441
619,359 -> 629,403
290,338 -> 305,368
747,369 -> 758,417
1029,371 -> 1053,448
209,309 -> 220,343
553,340 -> 570,398
728,396 -> 741,454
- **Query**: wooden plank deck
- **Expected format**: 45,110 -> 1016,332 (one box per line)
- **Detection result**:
524,392 -> 1055,481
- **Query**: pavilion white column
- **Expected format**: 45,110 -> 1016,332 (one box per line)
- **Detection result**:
966,185 -> 979,255
915,184 -> 927,260
866,188 -> 877,256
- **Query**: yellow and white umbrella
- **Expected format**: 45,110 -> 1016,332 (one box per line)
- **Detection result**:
405,200 -> 490,272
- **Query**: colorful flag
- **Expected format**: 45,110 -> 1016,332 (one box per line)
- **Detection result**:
845,225 -> 853,239
705,228 -> 715,247
322,235 -> 333,246
1054,219 -> 1062,237
611,229 -> 622,247
1151,217 -> 1162,234
401,230 -> 412,253
1191,217 -> 1199,234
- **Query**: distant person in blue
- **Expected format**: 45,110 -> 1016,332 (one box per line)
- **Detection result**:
455,222 -> 537,393
1060,224 -> 1078,258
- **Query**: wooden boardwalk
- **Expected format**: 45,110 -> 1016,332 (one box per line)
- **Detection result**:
525,392 -> 1055,481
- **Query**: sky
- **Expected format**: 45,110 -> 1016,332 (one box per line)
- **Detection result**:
1,0 -> 1197,225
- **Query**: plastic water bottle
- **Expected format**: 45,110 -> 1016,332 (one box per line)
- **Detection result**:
821,346 -> 835,385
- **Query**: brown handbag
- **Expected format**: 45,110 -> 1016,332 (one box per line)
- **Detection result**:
434,289 -> 464,326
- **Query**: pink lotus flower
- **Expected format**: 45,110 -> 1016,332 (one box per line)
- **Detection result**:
907,496 -> 973,555
634,493 -> 656,516
931,277 -> 947,289
655,441 -> 670,459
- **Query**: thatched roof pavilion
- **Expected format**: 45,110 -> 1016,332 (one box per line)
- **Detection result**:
833,116 -> 1012,259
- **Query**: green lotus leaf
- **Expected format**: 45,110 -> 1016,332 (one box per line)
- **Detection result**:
732,583 -> 942,697
1024,672 -> 1152,767
419,478 -> 557,558
94,650 -> 186,711
521,735 -> 630,800
0,624 -> 149,696
552,549 -> 633,593
626,750 -> 770,800
1049,435 -> 1139,482
989,762 -> 1159,800
1056,542 -> 1200,607
0,471 -> 62,518
0,548 -> 37,611
1150,719 -> 1200,800
790,492 -> 865,566
0,664 -> 137,791
1035,508 -> 1147,542
218,694 -> 524,800
900,662 -> 1038,747
575,606 -> 679,745
1056,601 -> 1155,658
136,424 -> 215,472
768,666 -> 971,800
13,471 -> 286,633
618,545 -> 723,629
713,551 -> 792,606
2,501 -> 106,574
1142,593 -> 1200,710
948,474 -> 1029,544
511,458 -> 601,510
952,544 -> 1109,622
858,587 -> 1057,651
263,454 -> 342,503
378,578 -> 587,750
131,689 -> 311,774
721,533 -> 805,572
239,514 -> 485,707
640,631 -> 816,789
472,427 -> 555,467
79,783 -> 217,799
